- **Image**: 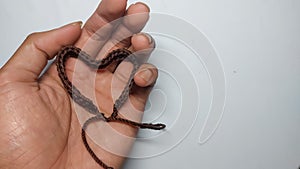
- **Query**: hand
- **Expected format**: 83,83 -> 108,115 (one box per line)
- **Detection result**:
0,1 -> 157,169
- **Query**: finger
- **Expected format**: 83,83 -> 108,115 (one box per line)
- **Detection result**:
0,21 -> 82,83
108,33 -> 154,88
106,31 -> 154,72
109,33 -> 155,111
110,32 -> 154,89
130,63 -> 158,109
128,32 -> 155,57
76,0 -> 128,55
134,63 -> 158,88
98,2 -> 150,56
98,3 -> 150,73
108,64 -> 158,121
126,33 -> 157,111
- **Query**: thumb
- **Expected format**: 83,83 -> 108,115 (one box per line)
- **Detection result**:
0,21 -> 82,83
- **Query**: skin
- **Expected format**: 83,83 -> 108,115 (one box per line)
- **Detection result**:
0,1 -> 157,169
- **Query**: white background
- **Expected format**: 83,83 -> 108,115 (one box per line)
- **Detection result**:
1,0 -> 299,168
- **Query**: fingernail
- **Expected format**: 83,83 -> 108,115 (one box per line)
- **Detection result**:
57,21 -> 83,30
140,69 -> 153,82
137,33 -> 152,44
71,21 -> 83,27
134,2 -> 151,12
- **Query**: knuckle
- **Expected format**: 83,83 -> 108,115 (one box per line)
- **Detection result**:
25,32 -> 40,42
23,32 -> 42,49
85,21 -> 114,41
103,6 -> 123,18
123,13 -> 149,32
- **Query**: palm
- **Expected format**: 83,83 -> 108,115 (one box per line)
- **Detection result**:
0,77 -> 71,168
0,1 -> 154,169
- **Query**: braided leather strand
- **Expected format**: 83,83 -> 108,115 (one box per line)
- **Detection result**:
56,45 -> 166,169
